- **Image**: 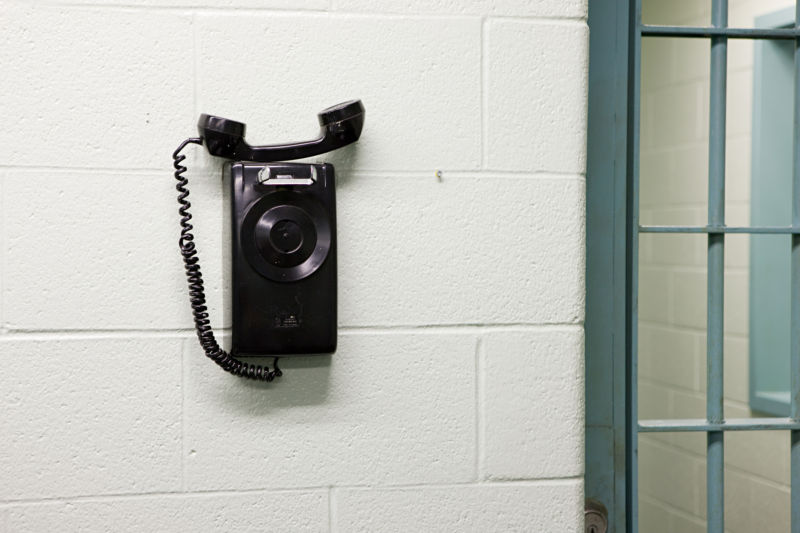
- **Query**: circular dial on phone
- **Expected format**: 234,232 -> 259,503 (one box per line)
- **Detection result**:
241,192 -> 331,282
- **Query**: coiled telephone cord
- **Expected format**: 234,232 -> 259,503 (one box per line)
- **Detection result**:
173,138 -> 282,382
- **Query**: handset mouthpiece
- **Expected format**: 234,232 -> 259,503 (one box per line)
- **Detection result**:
197,114 -> 246,158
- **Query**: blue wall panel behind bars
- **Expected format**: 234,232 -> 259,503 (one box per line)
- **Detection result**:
587,0 -> 800,531
750,8 -> 794,416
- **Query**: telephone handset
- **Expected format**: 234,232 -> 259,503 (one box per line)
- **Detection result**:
198,99 -> 365,162
173,100 -> 365,382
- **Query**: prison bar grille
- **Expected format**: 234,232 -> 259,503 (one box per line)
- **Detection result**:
628,0 -> 800,531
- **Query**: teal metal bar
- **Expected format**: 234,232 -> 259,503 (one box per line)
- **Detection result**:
640,225 -> 800,234
791,5 -> 800,532
639,418 -> 800,432
707,1 -> 728,531
626,0 -> 642,528
642,25 -> 798,39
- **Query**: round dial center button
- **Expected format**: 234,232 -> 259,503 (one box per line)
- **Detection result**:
269,219 -> 303,254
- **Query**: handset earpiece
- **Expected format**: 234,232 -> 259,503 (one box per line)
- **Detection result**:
197,99 -> 364,163
316,99 -> 365,141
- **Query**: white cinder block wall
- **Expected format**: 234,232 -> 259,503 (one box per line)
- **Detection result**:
0,1 -> 587,531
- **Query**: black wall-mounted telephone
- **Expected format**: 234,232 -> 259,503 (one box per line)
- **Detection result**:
172,100 -> 365,382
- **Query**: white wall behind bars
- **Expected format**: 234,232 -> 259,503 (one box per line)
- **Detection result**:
0,1 -> 587,531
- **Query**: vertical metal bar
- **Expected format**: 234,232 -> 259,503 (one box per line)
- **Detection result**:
707,0 -> 728,532
626,0 -> 642,529
791,5 -> 800,533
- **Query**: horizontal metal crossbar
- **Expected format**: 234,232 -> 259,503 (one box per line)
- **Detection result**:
639,225 -> 800,234
642,25 -> 799,39
639,418 -> 800,432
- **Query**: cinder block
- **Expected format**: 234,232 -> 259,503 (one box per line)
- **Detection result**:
727,138 -> 752,205
2,170 -> 225,330
672,37 -> 710,84
335,481 -> 583,533
641,38 -> 676,91
49,0 -> 326,8
0,3 -> 193,169
650,83 -> 706,147
725,203 -> 751,231
487,20 -> 588,173
333,0 -> 586,18
483,328 -> 584,479
723,335 -> 748,404
183,332 -> 477,490
669,388 -> 706,419
638,267 -> 671,324
639,150 -> 675,208
724,270 -> 748,336
338,175 -> 585,326
727,69 -> 754,136
670,269 -> 706,329
640,206 -> 705,227
670,144 -> 709,197
725,469 -> 754,533
664,430 -> 705,464
0,170 -> 4,327
197,13 -> 481,171
724,232 -> 749,269
637,380 -> 672,420
726,430 -> 790,486
749,478 -> 790,533
639,436 -> 703,515
643,233 -> 706,269
638,324 -> 701,392
0,337 -> 182,500
639,496 -> 673,533
642,0 -> 708,26
6,490 -> 328,533
4,171 -> 583,330
670,512 -> 706,533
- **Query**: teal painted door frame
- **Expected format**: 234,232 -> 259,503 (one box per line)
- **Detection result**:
585,0 -> 634,530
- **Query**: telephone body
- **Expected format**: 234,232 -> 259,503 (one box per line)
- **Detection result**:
173,100 -> 364,381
